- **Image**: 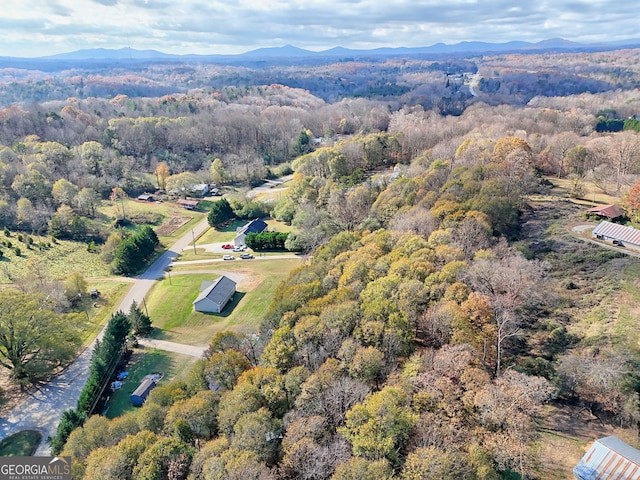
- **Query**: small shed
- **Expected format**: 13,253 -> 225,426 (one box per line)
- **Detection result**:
592,220 -> 640,248
587,204 -> 624,220
574,436 -> 640,479
130,376 -> 158,407
234,218 -> 268,247
137,194 -> 154,202
193,275 -> 237,313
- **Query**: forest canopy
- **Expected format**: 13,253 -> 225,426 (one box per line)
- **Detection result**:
1,46 -> 640,479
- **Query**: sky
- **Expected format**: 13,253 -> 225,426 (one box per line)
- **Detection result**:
1,0 -> 638,57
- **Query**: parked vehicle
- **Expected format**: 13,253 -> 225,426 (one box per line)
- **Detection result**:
222,255 -> 235,260
232,245 -> 246,252
240,253 -> 254,259
222,244 -> 233,249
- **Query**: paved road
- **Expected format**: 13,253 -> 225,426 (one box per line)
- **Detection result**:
0,217 -> 210,456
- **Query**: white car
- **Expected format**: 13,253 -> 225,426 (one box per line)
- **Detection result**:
222,255 -> 235,260
240,253 -> 254,259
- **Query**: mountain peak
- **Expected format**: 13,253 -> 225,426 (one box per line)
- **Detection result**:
43,47 -> 171,60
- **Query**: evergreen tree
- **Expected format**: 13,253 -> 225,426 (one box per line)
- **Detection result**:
129,300 -> 152,336
207,198 -> 235,228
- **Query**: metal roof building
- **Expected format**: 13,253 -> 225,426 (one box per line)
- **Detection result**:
193,275 -> 236,313
592,221 -> 640,247
574,436 -> 640,480
130,376 -> 157,407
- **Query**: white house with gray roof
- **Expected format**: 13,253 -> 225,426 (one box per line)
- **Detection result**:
193,276 -> 236,313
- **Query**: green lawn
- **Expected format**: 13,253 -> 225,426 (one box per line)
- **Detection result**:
97,197 -> 207,244
105,348 -> 196,419
146,258 -> 302,345
0,430 -> 42,456
80,280 -> 133,345
176,217 -> 298,262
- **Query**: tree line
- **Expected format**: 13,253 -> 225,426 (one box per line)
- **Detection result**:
110,225 -> 159,275
51,303 -> 150,454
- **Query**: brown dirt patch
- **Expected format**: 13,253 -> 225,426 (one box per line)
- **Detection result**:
156,216 -> 191,236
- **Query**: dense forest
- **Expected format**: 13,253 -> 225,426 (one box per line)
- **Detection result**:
2,47 -> 640,478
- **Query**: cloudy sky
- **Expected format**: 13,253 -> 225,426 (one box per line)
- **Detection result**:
1,0 -> 637,57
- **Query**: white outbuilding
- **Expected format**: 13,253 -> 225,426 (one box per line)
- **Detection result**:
193,276 -> 236,313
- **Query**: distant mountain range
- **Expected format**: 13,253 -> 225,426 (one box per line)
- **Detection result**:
3,38 -> 640,65
40,38 -> 640,60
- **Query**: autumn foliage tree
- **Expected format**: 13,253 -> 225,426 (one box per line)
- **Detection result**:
623,178 -> 640,221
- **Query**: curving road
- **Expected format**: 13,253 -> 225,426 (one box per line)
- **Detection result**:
0,217 -> 210,455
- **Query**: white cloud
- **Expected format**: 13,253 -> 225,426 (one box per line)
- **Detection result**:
0,0 -> 637,57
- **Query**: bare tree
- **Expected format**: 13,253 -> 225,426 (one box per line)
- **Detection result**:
464,245 -> 548,376
608,131 -> 640,194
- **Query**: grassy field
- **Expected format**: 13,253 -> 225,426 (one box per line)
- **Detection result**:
546,177 -> 621,206
105,348 -> 196,419
0,194 -> 214,284
146,258 -> 302,345
0,235 -> 111,284
0,430 -> 42,456
97,197 -> 209,244
518,195 -> 640,478
80,280 -> 133,345
568,261 -> 640,353
191,219 -> 245,245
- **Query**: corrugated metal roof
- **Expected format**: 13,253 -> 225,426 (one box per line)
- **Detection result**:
193,275 -> 236,307
574,436 -> 640,480
131,377 -> 156,397
592,221 -> 640,246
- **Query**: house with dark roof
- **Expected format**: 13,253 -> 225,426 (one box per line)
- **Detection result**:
574,436 -> 640,479
193,275 -> 237,313
130,374 -> 160,407
234,218 -> 268,247
592,220 -> 640,248
587,204 -> 624,220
